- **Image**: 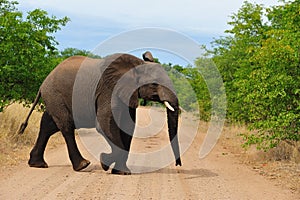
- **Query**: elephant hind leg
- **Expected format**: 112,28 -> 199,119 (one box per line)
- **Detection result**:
28,111 -> 59,168
60,128 -> 90,171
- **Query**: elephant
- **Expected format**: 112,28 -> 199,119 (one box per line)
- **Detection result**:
18,52 -> 182,175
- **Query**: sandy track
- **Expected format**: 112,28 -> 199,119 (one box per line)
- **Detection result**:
0,108 -> 298,200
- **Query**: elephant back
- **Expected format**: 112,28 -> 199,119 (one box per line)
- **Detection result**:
72,57 -> 106,128
41,56 -> 103,129
95,54 -> 144,108
40,56 -> 86,118
73,53 -> 143,128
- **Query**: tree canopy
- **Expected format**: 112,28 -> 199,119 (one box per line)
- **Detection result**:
211,0 -> 300,149
59,47 -> 101,59
0,0 -> 69,111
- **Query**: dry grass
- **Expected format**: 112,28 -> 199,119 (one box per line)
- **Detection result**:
220,123 -> 300,193
0,103 -> 64,167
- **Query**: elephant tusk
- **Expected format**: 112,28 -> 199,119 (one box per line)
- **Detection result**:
164,101 -> 175,112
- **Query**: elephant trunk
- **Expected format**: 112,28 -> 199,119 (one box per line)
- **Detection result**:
167,106 -> 182,166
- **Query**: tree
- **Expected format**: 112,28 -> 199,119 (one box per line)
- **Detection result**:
211,2 -> 266,122
211,0 -> 299,149
243,0 -> 300,148
0,0 -> 69,111
163,64 -> 199,113
59,47 -> 101,59
162,57 -> 225,122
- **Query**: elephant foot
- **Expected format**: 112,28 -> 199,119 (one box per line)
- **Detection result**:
73,159 -> 91,171
28,158 -> 48,168
100,153 -> 113,171
100,153 -> 131,175
111,168 -> 131,175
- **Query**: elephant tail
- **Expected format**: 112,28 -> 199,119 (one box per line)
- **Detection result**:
17,89 -> 41,134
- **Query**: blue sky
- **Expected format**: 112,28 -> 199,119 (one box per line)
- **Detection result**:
18,0 -> 280,65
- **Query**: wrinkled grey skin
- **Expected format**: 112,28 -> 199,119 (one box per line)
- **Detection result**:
18,53 -> 181,175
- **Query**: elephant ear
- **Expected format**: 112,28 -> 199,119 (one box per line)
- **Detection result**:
142,51 -> 154,62
112,67 -> 139,109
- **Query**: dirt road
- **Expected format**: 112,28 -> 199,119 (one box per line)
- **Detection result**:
0,108 -> 298,199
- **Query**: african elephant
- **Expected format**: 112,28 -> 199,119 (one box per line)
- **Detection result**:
18,53 -> 182,175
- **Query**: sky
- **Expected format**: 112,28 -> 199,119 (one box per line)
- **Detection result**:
18,0 -> 281,65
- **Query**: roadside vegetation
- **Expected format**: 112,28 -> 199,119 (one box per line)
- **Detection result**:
210,1 -> 299,150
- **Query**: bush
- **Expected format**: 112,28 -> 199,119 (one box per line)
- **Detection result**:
211,1 -> 300,149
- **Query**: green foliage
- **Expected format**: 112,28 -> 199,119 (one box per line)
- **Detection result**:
162,56 -> 226,122
0,0 -> 69,111
211,0 -> 300,149
194,57 -> 226,121
163,64 -> 199,113
167,61 -> 212,120
59,47 -> 101,59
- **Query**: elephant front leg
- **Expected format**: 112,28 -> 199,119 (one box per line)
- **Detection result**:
112,107 -> 136,175
99,107 -> 136,175
101,146 -> 132,175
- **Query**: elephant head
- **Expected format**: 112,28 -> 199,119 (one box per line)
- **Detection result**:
135,67 -> 182,166
96,53 -> 182,168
